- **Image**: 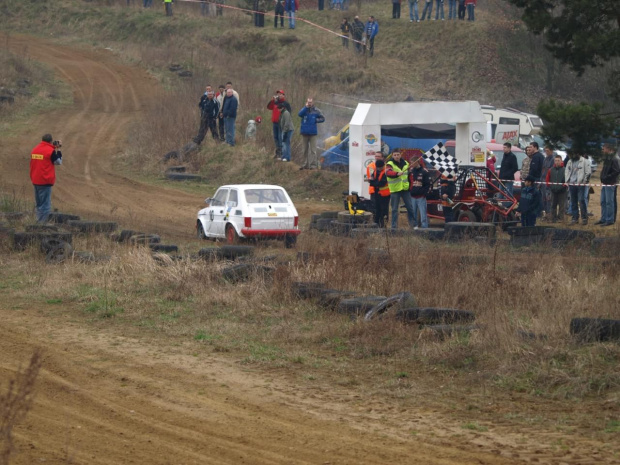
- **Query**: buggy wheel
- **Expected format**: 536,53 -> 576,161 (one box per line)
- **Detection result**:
226,224 -> 239,245
458,210 -> 477,222
197,221 -> 207,240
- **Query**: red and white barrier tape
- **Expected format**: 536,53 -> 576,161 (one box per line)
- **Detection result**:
497,179 -> 620,187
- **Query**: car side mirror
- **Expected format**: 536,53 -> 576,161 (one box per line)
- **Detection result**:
204,197 -> 213,206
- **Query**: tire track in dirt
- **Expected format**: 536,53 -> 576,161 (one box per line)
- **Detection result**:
4,35 -> 199,238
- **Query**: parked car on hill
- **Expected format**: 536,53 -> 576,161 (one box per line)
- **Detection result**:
197,184 -> 300,247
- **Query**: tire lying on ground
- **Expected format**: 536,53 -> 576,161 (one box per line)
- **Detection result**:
292,281 -> 327,299
73,251 -> 97,263
40,236 -> 72,254
26,224 -> 60,233
393,308 -> 476,325
337,296 -> 388,316
219,245 -> 254,259
364,292 -> 418,321
130,234 -> 161,245
315,289 -> 358,309
221,263 -> 274,283
319,211 -> 340,219
67,220 -> 118,233
116,229 -> 145,243
337,211 -> 373,224
165,173 -> 204,182
13,232 -> 73,251
315,218 -> 335,232
149,244 -> 179,253
45,241 -> 74,264
570,317 -> 620,342
47,212 -> 80,224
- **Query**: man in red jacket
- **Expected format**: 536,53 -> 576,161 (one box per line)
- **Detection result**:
30,134 -> 62,223
267,89 -> 285,159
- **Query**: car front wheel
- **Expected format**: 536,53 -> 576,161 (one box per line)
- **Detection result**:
197,221 -> 207,240
226,224 -> 239,244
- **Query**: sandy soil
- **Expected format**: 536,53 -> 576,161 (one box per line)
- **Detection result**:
1,35 -> 619,465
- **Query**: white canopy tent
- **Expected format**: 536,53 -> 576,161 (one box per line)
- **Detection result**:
348,101 -> 488,197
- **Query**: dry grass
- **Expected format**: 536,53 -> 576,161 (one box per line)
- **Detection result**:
0,350 -> 42,465
1,226 -> 619,404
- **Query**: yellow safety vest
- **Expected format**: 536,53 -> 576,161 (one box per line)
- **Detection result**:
386,160 -> 410,193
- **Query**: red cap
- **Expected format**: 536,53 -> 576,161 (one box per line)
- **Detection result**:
277,89 -> 285,95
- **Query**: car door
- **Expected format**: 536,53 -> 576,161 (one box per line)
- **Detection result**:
208,188 -> 229,238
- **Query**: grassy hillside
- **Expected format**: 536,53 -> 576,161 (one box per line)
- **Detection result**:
0,0 -> 614,199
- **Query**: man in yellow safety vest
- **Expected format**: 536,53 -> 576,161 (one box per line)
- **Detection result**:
386,151 -> 416,229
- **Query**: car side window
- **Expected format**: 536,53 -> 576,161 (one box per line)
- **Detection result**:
228,189 -> 238,207
212,189 -> 229,207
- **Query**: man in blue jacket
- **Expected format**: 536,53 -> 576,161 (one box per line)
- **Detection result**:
221,88 -> 238,146
298,97 -> 325,170
364,16 -> 379,57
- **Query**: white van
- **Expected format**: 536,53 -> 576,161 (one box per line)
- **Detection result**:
481,105 -> 544,147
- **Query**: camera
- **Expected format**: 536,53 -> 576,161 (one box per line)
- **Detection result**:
53,140 -> 62,148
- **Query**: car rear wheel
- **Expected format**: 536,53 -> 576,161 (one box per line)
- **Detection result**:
226,224 -> 239,244
197,221 -> 207,240
458,210 -> 477,222
284,234 -> 297,248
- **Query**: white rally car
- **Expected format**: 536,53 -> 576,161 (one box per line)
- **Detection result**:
197,184 -> 300,247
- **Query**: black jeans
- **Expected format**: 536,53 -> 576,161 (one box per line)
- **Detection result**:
194,117 -> 218,144
374,194 -> 391,228
217,116 -> 225,141
392,2 -> 401,17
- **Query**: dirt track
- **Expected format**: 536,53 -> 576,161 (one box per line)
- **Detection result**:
1,36 -> 618,464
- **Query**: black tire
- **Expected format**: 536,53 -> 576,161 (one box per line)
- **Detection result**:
0,212 -> 27,221
398,308 -> 476,325
221,264 -> 274,283
26,224 -> 60,233
40,237 -> 70,254
13,232 -> 73,251
315,289 -> 358,309
570,317 -> 620,342
337,211 -> 373,224
67,220 -> 118,233
364,292 -> 417,320
225,224 -> 240,245
197,221 -> 208,240
165,165 -> 187,173
47,212 -> 80,224
118,229 -> 144,243
310,214 -> 321,223
130,233 -> 161,245
284,234 -> 297,248
337,296 -> 388,316
149,244 -> 179,253
330,221 -> 354,236
543,228 -> 594,242
444,222 -> 496,241
315,218 -> 334,232
163,151 -> 179,162
413,228 -> 445,241
319,211 -> 340,219
292,281 -> 326,298
45,242 -> 74,264
219,244 -> 254,259
198,247 -> 224,260
165,173 -> 203,182
458,210 -> 477,222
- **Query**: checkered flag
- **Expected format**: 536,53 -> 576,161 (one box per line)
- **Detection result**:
424,142 -> 458,176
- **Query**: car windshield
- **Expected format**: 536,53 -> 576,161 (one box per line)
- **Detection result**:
244,188 -> 288,204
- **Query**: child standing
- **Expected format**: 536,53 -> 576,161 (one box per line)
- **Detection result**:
517,175 -> 542,227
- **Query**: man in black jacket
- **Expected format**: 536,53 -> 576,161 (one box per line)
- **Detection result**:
528,141 -> 544,181
597,142 -> 620,226
409,156 -> 431,228
498,142 -> 519,198
193,86 -> 220,144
